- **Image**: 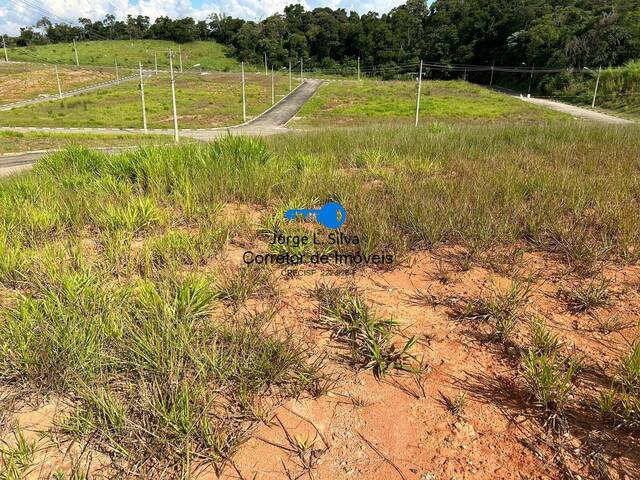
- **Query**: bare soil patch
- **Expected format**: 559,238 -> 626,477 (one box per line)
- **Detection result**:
3,245 -> 638,479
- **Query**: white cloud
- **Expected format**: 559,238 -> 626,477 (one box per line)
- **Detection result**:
0,0 -> 403,35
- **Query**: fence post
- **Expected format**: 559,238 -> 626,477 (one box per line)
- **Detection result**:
73,38 -> 79,66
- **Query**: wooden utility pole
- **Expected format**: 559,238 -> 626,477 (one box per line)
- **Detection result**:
271,66 -> 275,104
154,52 -> 158,74
289,60 -> 292,91
264,52 -> 268,75
115,58 -> 119,80
357,56 -> 360,81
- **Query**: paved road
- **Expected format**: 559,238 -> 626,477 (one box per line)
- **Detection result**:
248,79 -> 322,127
0,79 -> 324,175
0,72 -> 147,112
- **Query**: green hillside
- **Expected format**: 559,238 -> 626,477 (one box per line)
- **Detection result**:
7,40 -> 239,71
294,79 -> 569,127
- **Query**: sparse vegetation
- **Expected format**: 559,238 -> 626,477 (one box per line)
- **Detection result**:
618,340 -> 640,393
0,120 -> 639,477
313,283 -> 417,377
0,426 -> 37,480
561,277 -> 612,313
0,63 -> 114,104
598,341 -> 640,431
440,391 -> 468,419
530,317 -> 561,356
458,280 -> 531,342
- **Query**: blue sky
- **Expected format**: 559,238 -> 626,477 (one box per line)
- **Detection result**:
1,0 -> 406,35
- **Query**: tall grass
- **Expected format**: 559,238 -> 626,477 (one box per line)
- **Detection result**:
2,125 -> 638,265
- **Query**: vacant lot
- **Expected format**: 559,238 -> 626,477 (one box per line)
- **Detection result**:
0,63 -> 118,104
0,71 -> 292,129
7,40 -> 239,71
0,130 -> 184,154
294,79 -> 569,126
0,123 -> 639,479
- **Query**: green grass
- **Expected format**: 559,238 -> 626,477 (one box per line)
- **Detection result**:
0,123 -> 639,265
0,131 -> 182,154
560,277 -> 611,313
7,40 -> 239,71
294,79 -> 569,127
0,72 -> 291,129
599,340 -> 640,430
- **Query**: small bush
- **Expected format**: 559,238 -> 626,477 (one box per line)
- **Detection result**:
459,280 -> 531,342
618,341 -> 640,393
530,317 -> 561,356
561,277 -> 611,313
520,349 -> 579,426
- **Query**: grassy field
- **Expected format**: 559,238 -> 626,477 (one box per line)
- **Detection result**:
0,123 -> 639,477
6,40 -> 239,71
293,79 -> 569,126
0,63 -> 120,104
0,131 -> 186,154
0,71 -> 292,129
6,123 -> 638,257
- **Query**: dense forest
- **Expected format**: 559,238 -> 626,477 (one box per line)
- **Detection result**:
6,0 -> 640,71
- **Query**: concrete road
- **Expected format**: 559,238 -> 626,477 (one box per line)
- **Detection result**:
248,79 -> 322,127
0,152 -> 42,176
519,96 -> 634,124
0,73 -> 145,112
0,79 -> 324,175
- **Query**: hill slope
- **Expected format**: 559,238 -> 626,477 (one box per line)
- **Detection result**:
7,40 -> 239,71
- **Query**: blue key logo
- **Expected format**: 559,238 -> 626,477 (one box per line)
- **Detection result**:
284,202 -> 347,229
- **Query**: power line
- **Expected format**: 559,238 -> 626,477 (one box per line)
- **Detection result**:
9,0 -> 113,42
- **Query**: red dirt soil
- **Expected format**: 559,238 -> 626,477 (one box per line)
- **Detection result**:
2,247 -> 640,479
